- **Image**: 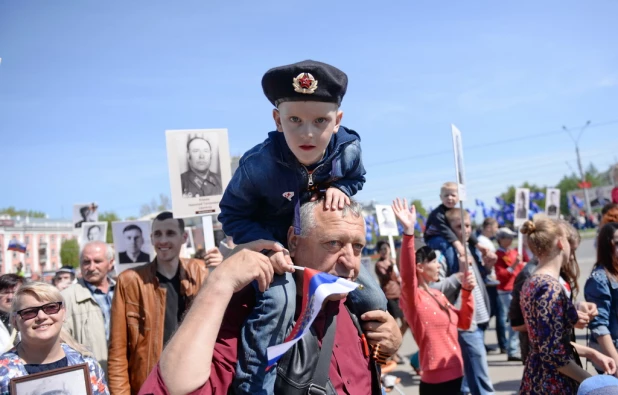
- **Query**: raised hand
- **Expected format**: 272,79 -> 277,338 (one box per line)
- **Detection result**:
391,198 -> 417,235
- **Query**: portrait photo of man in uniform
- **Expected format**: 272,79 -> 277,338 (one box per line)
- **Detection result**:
180,136 -> 223,198
118,224 -> 150,264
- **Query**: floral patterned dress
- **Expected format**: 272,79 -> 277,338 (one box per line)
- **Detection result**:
520,273 -> 579,394
0,342 -> 109,395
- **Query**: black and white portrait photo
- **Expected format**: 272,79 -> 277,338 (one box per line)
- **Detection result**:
545,188 -> 561,218
375,205 -> 399,237
591,186 -> 612,209
10,363 -> 92,395
111,221 -> 153,274
79,222 -> 108,246
514,188 -> 530,226
72,203 -> 98,229
166,129 -> 232,218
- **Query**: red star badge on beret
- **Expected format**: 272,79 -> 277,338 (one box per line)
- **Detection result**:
293,72 -> 318,94
298,74 -> 312,89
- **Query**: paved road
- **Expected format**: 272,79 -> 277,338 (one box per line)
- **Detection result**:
387,237 -> 598,394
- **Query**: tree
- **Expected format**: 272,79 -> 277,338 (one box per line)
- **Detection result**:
555,166 -> 606,215
0,207 -> 46,218
140,194 -> 171,217
99,211 -> 120,243
60,239 -> 80,268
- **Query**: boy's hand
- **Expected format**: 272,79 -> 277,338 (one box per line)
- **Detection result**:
324,187 -> 350,210
268,250 -> 295,275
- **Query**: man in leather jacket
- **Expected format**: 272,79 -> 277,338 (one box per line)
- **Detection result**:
140,199 -> 402,395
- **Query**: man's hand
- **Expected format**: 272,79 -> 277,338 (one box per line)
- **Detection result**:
324,187 -> 350,210
477,243 -> 490,256
268,250 -> 294,275
204,247 -> 223,268
360,311 -> 403,357
208,240 -> 282,293
482,251 -> 497,269
461,270 -> 476,291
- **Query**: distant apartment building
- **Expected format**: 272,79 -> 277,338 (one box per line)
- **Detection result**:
0,216 -> 74,275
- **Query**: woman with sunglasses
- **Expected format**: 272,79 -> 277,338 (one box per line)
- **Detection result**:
392,198 -> 475,394
0,282 -> 109,395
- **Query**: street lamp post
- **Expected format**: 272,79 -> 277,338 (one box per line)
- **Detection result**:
562,121 -> 592,215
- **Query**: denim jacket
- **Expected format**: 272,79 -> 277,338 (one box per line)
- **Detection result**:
585,265 -> 618,347
218,126 -> 365,245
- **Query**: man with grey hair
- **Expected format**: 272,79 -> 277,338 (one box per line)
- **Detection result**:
140,197 -> 399,394
62,240 -> 116,373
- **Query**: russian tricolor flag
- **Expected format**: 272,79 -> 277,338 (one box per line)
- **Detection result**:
266,267 -> 359,367
8,239 -> 27,253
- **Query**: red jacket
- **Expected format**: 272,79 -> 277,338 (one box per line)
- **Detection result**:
495,248 -> 525,292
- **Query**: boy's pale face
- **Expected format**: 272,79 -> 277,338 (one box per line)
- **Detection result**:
273,101 -> 343,166
441,188 -> 459,209
498,237 -> 514,249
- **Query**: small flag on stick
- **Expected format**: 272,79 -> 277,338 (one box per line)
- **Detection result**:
266,267 -> 359,367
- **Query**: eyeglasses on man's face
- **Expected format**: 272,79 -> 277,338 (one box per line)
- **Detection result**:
14,302 -> 63,321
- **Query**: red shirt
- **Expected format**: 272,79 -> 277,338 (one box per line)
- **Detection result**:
495,248 -> 525,292
139,286 -> 374,395
399,235 -> 473,384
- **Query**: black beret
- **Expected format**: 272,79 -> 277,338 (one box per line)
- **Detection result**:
262,60 -> 348,107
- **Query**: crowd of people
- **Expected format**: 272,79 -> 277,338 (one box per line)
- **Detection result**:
1,59 -> 618,395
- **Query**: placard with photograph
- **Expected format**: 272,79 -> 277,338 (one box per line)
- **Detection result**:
111,220 -> 154,273
375,205 -> 399,237
514,188 -> 530,227
451,124 -> 467,201
80,222 -> 108,245
73,203 -> 99,229
10,363 -> 92,395
166,129 -> 232,218
545,188 -> 561,219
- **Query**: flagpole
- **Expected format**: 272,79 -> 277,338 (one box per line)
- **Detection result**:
459,201 -> 470,272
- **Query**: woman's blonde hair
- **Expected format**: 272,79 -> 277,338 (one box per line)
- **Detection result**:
11,282 -> 92,357
557,219 -> 581,298
520,216 -> 565,259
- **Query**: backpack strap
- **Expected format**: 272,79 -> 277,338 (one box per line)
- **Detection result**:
308,313 -> 337,395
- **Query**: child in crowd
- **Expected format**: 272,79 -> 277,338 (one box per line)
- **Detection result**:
494,227 -> 525,362
218,60 -> 387,394
424,182 -> 494,273
393,197 -> 475,395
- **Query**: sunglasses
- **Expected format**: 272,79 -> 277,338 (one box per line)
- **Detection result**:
14,302 -> 63,321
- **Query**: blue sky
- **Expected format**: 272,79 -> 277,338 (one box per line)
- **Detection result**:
1,0 -> 617,219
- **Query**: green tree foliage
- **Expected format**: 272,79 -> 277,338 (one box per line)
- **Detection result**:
0,207 -> 46,218
60,239 -> 80,268
98,211 -> 120,243
140,194 -> 171,217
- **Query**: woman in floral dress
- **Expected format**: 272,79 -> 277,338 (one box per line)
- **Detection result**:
519,217 -> 614,394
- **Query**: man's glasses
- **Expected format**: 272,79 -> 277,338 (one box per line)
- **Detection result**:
14,302 -> 63,321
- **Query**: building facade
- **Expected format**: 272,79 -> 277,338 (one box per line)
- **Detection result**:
0,216 -> 74,275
